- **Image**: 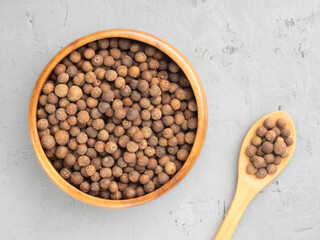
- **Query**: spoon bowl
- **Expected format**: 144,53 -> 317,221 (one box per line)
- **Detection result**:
214,111 -> 296,240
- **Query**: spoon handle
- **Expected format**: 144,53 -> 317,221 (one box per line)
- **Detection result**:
214,185 -> 256,240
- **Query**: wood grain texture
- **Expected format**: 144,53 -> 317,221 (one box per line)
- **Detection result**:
28,29 -> 208,208
214,111 -> 296,240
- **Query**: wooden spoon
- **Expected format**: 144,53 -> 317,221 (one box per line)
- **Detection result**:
214,111 -> 296,240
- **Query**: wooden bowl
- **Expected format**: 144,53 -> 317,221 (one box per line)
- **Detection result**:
29,29 -> 208,208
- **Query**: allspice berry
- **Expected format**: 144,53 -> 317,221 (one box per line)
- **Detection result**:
41,135 -> 56,150
70,172 -> 84,185
158,172 -> 169,185
54,130 -> 69,145
256,168 -> 267,178
267,164 -> 277,174
265,130 -> 276,142
274,141 -> 286,155
246,145 -> 257,157
105,141 -> 118,154
246,163 -> 257,174
280,128 -> 290,138
164,162 -> 176,175
285,137 -> 294,146
274,155 -> 282,165
261,142 -> 273,154
253,156 -> 266,168
55,84 -> 68,98
251,136 -> 262,146
277,118 -> 287,128
264,118 -> 276,129
264,153 -> 274,164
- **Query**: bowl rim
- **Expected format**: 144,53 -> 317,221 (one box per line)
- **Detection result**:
29,28 -> 208,208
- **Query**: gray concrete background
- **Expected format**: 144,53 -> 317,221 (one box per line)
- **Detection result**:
1,0 -> 320,239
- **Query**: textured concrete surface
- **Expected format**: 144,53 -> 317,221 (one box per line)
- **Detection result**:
1,0 -> 320,239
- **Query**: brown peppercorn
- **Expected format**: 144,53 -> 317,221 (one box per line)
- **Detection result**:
126,108 -> 138,121
273,155 -> 282,165
54,63 -> 66,75
42,82 -> 55,95
79,181 -> 90,193
57,73 -> 69,84
135,52 -> 147,63
261,142 -> 274,154
267,164 -> 277,174
127,141 -> 139,153
60,168 -> 71,179
78,155 -> 90,167
264,118 -> 276,129
69,51 -> 81,63
285,137 -> 294,146
70,171 -> 84,185
55,108 -> 67,121
128,66 -> 140,78
54,84 -> 68,98
187,118 -> 197,130
117,65 -> 128,77
177,149 -> 189,161
277,118 -> 287,128
149,85 -> 161,97
128,170 -> 140,183
82,61 -> 93,72
139,174 -> 150,185
109,48 -> 121,59
246,163 -> 258,174
76,132 -> 88,144
41,135 -> 56,150
84,48 -> 95,59
91,54 -> 103,67
272,127 -> 281,137
105,70 -> 118,81
112,165 -> 123,178
251,136 -> 262,146
274,141 -> 286,155
165,162 -> 176,175
253,156 -> 266,168
144,181 -> 155,193
54,130 -> 69,145
280,128 -> 290,138
92,118 -> 105,130
123,187 -> 136,199
136,156 -> 148,167
47,93 -> 59,104
98,178 -> 111,191
158,172 -> 170,185
123,151 -> 136,164
108,181 -> 118,194
132,130 -> 144,143
185,132 -> 196,144
90,171 -> 101,182
168,62 -> 179,73
246,145 -> 257,157
66,66 -> 78,78
77,111 -> 90,124
264,153 -> 275,164
105,141 -> 118,154
266,130 -> 276,142
256,168 -> 267,178
101,157 -> 114,169
37,119 -> 49,131
85,165 -> 96,176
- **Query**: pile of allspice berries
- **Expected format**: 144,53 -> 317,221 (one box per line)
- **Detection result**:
246,117 -> 294,178
36,38 -> 198,199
